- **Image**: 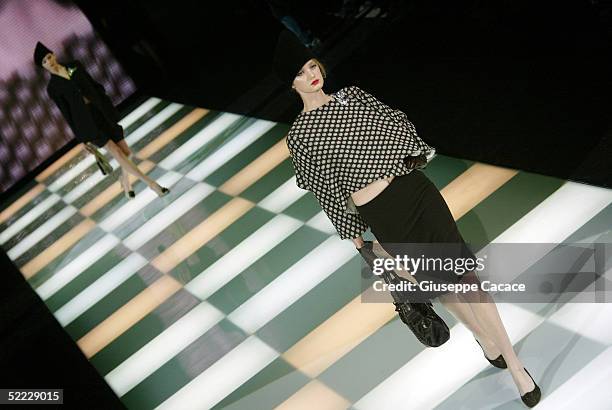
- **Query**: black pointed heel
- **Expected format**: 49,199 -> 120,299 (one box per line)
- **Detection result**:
521,368 -> 541,408
475,338 -> 507,369
157,187 -> 170,197
121,178 -> 135,199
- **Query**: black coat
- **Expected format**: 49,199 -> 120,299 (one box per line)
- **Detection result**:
47,60 -> 121,143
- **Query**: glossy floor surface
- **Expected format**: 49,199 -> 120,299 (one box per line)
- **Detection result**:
1,98 -> 611,410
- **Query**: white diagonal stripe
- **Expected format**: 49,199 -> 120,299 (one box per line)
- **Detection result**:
184,214 -> 303,300
98,171 -> 182,232
537,346 -> 612,409
354,304 -> 543,410
0,194 -> 61,244
35,234 -> 120,301
7,206 -> 77,259
61,156 -> 124,204
123,183 -> 215,250
46,155 -> 97,192
227,237 -> 355,333
476,181 -> 612,287
306,211 -> 337,235
258,176 -> 307,213
119,103 -> 183,148
63,168 -> 110,204
546,272 -> 612,345
184,119 -> 276,181
118,97 -> 162,129
158,113 -> 241,170
155,336 -> 278,410
354,181 -> 612,409
105,301 -> 225,396
54,253 -> 148,326
494,182 -> 612,243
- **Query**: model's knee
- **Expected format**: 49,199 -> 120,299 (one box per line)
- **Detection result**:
105,139 -> 119,152
462,270 -> 482,286
438,291 -> 459,306
118,140 -> 132,156
456,272 -> 491,304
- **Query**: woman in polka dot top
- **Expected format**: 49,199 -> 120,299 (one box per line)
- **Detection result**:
277,40 -> 541,406
286,74 -> 436,242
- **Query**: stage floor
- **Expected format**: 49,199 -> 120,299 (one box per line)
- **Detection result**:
1,97 -> 611,409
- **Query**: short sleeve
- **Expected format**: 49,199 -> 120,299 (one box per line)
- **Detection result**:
286,130 -> 369,240
346,85 -> 436,164
345,85 -> 416,131
317,195 -> 370,239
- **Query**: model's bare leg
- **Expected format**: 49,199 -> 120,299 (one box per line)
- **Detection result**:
115,139 -> 133,193
104,140 -> 166,195
437,290 -> 501,360
119,168 -> 133,195
458,272 -> 536,396
115,138 -> 133,158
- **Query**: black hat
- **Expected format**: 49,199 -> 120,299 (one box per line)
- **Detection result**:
273,30 -> 316,84
34,41 -> 52,67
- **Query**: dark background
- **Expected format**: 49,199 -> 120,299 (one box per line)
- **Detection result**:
1,1 -> 611,408
75,0 -> 612,187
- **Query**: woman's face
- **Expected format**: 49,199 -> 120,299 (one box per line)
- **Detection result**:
41,52 -> 59,73
292,59 -> 324,94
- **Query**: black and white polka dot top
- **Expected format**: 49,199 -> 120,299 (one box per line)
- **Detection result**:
286,85 -> 436,240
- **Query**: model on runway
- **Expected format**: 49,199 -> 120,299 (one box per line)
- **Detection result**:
34,42 -> 169,199
274,30 -> 541,407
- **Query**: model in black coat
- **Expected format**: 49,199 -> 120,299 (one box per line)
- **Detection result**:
40,50 -> 168,199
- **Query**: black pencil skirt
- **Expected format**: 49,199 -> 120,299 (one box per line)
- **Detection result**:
356,169 -> 479,300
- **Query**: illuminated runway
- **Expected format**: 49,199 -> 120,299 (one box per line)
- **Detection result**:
1,97 -> 611,409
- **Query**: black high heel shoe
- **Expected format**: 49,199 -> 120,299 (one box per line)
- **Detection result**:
475,338 -> 507,369
120,177 -> 135,199
521,368 -> 541,408
156,187 -> 170,197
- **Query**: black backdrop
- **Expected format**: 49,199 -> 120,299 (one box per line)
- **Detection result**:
75,0 -> 611,187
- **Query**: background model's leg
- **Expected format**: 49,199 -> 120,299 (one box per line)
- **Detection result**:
104,140 -> 165,196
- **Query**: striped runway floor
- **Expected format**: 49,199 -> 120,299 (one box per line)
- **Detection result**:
1,97 -> 611,410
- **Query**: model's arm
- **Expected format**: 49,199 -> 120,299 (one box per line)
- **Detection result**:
286,136 -> 312,190
346,85 -> 415,129
48,87 -> 75,130
347,85 -> 436,168
287,133 -> 369,243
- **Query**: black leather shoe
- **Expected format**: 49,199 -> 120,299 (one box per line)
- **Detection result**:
521,368 -> 541,408
156,186 -> 170,197
125,190 -> 135,199
475,338 -> 507,369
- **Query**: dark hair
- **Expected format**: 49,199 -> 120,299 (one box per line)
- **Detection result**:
312,58 -> 327,79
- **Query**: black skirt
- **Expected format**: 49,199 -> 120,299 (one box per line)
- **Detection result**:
88,104 -> 125,148
356,170 -> 477,300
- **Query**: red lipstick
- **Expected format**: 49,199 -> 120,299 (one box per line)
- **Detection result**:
311,79 -> 320,85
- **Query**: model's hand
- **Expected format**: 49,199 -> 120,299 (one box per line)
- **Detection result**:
403,153 -> 427,169
83,143 -> 96,155
352,236 -> 365,249
371,241 -> 419,285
